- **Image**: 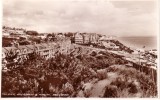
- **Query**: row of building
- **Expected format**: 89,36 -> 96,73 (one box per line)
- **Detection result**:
3,26 -> 118,49
3,26 -> 26,37
2,38 -> 72,66
74,32 -> 119,49
74,33 -> 99,44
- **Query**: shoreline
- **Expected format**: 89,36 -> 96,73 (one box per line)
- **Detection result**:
117,37 -> 157,51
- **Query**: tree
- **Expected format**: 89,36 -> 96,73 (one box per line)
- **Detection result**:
27,51 -> 43,61
46,34 -> 55,41
26,31 -> 39,36
65,32 -> 74,37
5,50 -> 18,63
19,37 -> 26,41
47,34 -> 52,38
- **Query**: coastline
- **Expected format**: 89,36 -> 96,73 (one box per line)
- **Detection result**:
117,36 -> 157,50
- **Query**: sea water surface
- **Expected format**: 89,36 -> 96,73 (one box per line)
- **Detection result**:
117,37 -> 157,50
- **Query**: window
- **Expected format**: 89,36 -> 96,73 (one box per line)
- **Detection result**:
16,49 -> 20,54
24,49 -> 27,53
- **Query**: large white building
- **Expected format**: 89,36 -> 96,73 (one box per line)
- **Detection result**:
74,33 -> 83,44
74,33 -> 100,44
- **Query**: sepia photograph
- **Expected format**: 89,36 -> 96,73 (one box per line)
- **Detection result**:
1,0 -> 159,98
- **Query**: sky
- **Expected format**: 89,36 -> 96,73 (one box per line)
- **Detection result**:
3,0 -> 158,37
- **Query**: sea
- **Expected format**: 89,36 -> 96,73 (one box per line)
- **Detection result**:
117,36 -> 157,50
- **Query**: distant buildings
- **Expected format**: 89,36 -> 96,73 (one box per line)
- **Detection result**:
3,26 -> 26,36
73,33 -> 120,50
149,49 -> 157,55
74,33 -> 83,44
74,32 -> 99,44
89,33 -> 100,43
99,35 -> 119,49
2,26 -> 27,42
37,34 -> 46,39
99,35 -> 116,41
83,33 -> 90,44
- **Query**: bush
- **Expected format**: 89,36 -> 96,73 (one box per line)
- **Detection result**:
105,65 -> 157,97
96,69 -> 108,80
2,45 -> 157,97
103,85 -> 118,97
90,51 -> 97,56
26,31 -> 38,36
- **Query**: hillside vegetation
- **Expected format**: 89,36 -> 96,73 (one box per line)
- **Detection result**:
2,44 -> 157,97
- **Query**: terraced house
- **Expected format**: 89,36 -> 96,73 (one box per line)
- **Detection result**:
2,41 -> 70,67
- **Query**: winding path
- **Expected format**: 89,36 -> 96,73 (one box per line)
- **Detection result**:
90,72 -> 118,97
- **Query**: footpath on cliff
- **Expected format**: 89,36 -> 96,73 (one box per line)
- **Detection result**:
90,72 -> 118,97
62,42 -> 157,98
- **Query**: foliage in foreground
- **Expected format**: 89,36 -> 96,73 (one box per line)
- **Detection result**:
2,49 -> 157,97
103,65 -> 157,98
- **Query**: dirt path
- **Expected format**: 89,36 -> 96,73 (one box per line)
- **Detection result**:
90,72 -> 118,97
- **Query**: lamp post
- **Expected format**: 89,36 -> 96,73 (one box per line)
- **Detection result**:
138,50 -> 141,71
138,50 -> 141,65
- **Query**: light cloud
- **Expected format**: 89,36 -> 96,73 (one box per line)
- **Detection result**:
3,0 -> 158,36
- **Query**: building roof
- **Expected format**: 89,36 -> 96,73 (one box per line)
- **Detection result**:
3,47 -> 18,52
17,45 -> 27,50
2,48 -> 8,53
41,43 -> 51,48
99,36 -> 116,41
25,45 -> 35,50
35,44 -> 46,50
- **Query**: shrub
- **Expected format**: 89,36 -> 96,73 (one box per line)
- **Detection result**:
90,51 -> 97,56
103,85 -> 118,98
105,65 -> 157,97
96,69 -> 108,80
